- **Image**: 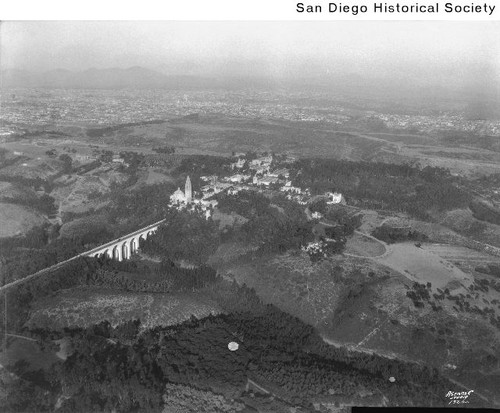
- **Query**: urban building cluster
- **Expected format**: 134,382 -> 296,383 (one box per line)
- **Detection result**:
376,112 -> 500,136
169,152 -> 346,220
2,89 -> 498,137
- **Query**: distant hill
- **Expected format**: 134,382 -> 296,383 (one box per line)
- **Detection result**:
0,66 -> 279,90
0,67 -> 406,95
1,67 -> 223,90
0,66 -> 429,98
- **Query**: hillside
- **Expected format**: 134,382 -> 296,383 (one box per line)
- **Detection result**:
0,203 -> 47,238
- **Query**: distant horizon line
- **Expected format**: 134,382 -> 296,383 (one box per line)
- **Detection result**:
2,65 -> 495,85
0,65 -> 388,79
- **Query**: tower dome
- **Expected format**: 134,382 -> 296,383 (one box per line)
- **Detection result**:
170,187 -> 186,204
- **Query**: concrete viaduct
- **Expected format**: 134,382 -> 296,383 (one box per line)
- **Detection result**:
84,219 -> 164,261
0,219 -> 165,292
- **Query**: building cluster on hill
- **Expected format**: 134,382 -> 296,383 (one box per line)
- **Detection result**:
227,153 -> 308,199
169,175 -> 218,219
170,152 -> 345,219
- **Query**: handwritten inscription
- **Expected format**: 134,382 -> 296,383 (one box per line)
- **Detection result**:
445,390 -> 474,405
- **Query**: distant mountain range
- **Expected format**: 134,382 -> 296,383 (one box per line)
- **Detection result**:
0,66 -> 281,90
3,66 -> 408,96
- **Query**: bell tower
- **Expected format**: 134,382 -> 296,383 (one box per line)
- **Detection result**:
185,176 -> 192,203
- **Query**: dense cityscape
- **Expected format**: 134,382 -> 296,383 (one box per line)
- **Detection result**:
2,88 -> 499,136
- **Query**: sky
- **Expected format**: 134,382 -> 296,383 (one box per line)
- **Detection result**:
1,21 -> 500,87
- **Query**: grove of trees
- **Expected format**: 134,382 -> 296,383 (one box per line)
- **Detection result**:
2,304 -> 472,412
140,207 -> 220,265
291,159 -> 471,220
217,191 -> 315,254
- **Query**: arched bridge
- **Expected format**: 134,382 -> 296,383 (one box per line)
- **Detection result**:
84,219 -> 164,261
0,219 -> 165,292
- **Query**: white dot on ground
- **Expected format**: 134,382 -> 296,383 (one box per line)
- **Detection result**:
389,376 -> 396,382
228,341 -> 239,351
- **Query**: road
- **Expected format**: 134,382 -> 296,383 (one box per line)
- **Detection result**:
5,333 -> 37,342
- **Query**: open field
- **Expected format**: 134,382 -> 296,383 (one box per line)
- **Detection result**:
26,286 -> 221,330
359,207 -> 500,254
51,168 -> 127,215
0,157 -> 62,180
0,202 -> 47,238
362,131 -> 439,146
375,242 -> 473,291
426,243 -> 500,274
1,139 -> 72,159
344,231 -> 386,257
378,142 -> 500,177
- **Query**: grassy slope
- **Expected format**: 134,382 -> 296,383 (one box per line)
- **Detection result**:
219,241 -> 500,402
0,203 -> 47,238
26,286 -> 221,330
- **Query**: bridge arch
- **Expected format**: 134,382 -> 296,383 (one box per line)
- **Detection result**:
130,237 -> 137,255
138,233 -> 148,250
122,242 -> 129,261
112,245 -> 121,261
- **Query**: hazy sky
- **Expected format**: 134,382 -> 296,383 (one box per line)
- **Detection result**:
1,21 -> 500,85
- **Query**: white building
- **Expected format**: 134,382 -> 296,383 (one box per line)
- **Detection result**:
75,154 -> 97,162
268,168 -> 290,178
250,154 -> 273,167
281,181 -> 302,194
254,176 -> 279,186
326,192 -> 345,205
230,158 -> 246,169
170,176 -> 193,205
226,174 -> 250,183
250,165 -> 270,174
